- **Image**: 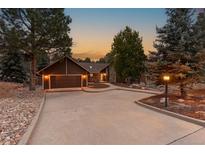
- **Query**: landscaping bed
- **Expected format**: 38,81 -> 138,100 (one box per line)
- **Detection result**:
140,88 -> 205,121
114,83 -> 160,91
0,82 -> 44,145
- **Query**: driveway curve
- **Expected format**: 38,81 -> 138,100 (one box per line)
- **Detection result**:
28,90 -> 204,144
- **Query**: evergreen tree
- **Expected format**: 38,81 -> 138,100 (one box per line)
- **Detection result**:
194,9 -> 205,49
0,9 -> 72,90
151,8 -> 205,98
37,51 -> 50,71
0,27 -> 27,83
0,51 -> 26,83
111,26 -> 146,83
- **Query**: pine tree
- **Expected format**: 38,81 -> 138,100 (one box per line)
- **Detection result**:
0,9 -> 72,90
194,9 -> 205,49
0,51 -> 26,83
150,8 -> 205,98
0,27 -> 27,83
37,51 -> 50,71
111,26 -> 146,83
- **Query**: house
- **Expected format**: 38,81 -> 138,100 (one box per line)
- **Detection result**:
37,56 -> 111,90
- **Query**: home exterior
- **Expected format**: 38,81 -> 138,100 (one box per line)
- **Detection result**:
37,56 -> 111,90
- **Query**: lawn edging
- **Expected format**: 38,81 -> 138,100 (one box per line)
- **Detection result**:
82,87 -> 161,95
18,93 -> 46,145
135,100 -> 205,127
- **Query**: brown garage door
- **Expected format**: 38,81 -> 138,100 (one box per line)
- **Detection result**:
50,75 -> 81,88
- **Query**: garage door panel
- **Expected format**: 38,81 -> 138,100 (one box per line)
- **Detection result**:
50,76 -> 81,88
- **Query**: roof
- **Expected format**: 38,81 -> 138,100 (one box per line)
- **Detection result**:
37,56 -> 89,74
37,56 -> 109,74
77,62 -> 109,74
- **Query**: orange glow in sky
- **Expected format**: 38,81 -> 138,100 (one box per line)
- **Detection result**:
66,9 -> 166,60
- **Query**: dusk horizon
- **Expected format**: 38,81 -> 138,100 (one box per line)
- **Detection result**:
65,8 -> 167,60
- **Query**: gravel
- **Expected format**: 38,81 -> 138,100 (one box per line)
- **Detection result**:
0,82 -> 43,145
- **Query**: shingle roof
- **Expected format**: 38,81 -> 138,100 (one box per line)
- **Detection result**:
78,62 -> 109,74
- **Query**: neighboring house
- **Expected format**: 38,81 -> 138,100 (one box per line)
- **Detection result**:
37,56 -> 112,90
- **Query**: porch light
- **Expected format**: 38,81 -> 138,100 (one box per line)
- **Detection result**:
82,75 -> 87,79
44,75 -> 49,80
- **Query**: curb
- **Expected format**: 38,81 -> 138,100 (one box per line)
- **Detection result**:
135,101 -> 205,127
18,93 -> 46,145
82,88 -> 116,93
116,88 -> 161,95
83,87 -> 161,95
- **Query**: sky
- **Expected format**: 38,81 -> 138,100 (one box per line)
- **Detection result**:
64,8 -> 167,60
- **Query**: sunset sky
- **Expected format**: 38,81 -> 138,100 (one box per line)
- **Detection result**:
65,8 -> 167,60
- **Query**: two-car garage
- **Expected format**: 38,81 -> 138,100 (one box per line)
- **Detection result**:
50,75 -> 82,89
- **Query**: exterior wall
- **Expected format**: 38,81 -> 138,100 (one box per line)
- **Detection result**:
44,76 -> 49,89
42,58 -> 66,75
66,58 -> 88,74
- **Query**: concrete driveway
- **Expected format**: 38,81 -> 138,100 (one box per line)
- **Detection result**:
29,90 -> 205,144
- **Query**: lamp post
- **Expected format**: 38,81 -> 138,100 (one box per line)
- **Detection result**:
163,75 -> 170,107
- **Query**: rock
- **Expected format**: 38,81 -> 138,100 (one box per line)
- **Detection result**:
200,99 -> 205,103
177,99 -> 184,103
195,111 -> 205,115
4,141 -> 11,145
186,100 -> 195,104
160,97 -> 169,103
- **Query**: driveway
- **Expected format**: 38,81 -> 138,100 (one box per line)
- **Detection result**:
29,90 -> 205,144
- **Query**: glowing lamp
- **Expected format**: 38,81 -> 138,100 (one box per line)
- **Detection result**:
163,75 -> 170,81
44,75 -> 49,80
82,75 -> 86,79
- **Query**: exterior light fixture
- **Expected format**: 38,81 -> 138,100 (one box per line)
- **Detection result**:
163,75 -> 170,81
163,75 -> 170,107
44,75 -> 49,80
82,75 -> 87,79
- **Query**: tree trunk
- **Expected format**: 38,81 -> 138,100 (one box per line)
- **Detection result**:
29,55 -> 36,91
180,83 -> 187,98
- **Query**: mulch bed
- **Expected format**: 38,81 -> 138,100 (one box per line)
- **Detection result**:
88,83 -> 110,89
140,89 -> 205,121
0,82 -> 44,145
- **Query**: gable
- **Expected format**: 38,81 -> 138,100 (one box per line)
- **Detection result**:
38,56 -> 89,75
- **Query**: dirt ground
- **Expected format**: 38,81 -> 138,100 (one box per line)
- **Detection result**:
0,81 -> 43,145
140,87 -> 205,120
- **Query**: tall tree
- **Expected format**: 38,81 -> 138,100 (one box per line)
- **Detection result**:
0,9 -> 72,90
37,51 -> 50,71
151,8 -> 205,98
0,28 -> 27,83
0,51 -> 27,83
194,9 -> 205,49
111,26 -> 146,83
